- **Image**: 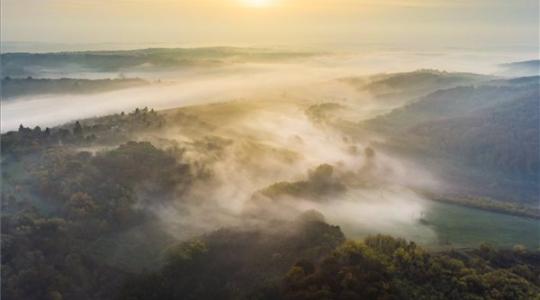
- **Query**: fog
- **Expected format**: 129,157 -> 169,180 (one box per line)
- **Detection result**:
131,96 -> 444,244
2,47 -> 535,246
2,47 -> 535,132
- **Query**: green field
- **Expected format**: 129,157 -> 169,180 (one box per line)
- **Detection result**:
424,200 -> 540,249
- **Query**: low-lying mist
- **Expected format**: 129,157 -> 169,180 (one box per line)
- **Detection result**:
2,47 -> 532,131
128,98 -> 444,246
3,46 -> 536,249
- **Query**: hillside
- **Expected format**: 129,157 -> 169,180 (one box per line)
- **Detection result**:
2,100 -> 539,299
1,77 -> 148,99
364,77 -> 540,204
498,60 -> 540,77
410,94 -> 539,179
366,81 -> 538,132
0,47 -> 317,77
342,70 -> 491,106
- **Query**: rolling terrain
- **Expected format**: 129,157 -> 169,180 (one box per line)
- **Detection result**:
1,49 -> 539,300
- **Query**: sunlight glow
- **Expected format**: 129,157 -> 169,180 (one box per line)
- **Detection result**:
243,0 -> 273,8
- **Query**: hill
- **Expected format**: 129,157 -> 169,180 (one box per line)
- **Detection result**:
1,77 -> 148,99
0,47 -> 317,77
342,70 -> 491,106
364,77 -> 540,204
498,60 -> 540,77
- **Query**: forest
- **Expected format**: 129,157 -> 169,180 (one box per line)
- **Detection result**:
2,106 -> 539,300
362,76 -> 540,204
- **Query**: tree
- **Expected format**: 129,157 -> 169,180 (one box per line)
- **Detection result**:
73,121 -> 83,137
66,192 -> 96,218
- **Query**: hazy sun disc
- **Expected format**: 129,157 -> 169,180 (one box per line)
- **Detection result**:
243,0 -> 272,7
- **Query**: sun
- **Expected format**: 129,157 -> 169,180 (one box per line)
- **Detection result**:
243,0 -> 273,8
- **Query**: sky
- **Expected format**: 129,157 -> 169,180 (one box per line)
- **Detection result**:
1,0 -> 539,51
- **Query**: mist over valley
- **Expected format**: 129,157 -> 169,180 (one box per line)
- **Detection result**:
2,46 -> 539,299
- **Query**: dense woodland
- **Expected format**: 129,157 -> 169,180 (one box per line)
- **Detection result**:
363,77 -> 540,204
2,109 -> 187,299
120,228 -> 540,300
411,94 -> 539,183
2,106 -> 539,299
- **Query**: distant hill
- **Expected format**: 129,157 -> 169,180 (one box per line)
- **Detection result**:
366,78 -> 538,132
498,60 -> 540,77
0,47 -> 317,77
486,75 -> 540,86
1,77 -> 148,99
364,77 -> 540,204
410,94 -> 539,201
342,70 -> 491,106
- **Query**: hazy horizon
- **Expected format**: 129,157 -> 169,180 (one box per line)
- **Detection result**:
2,0 -> 539,52
1,45 -> 536,132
